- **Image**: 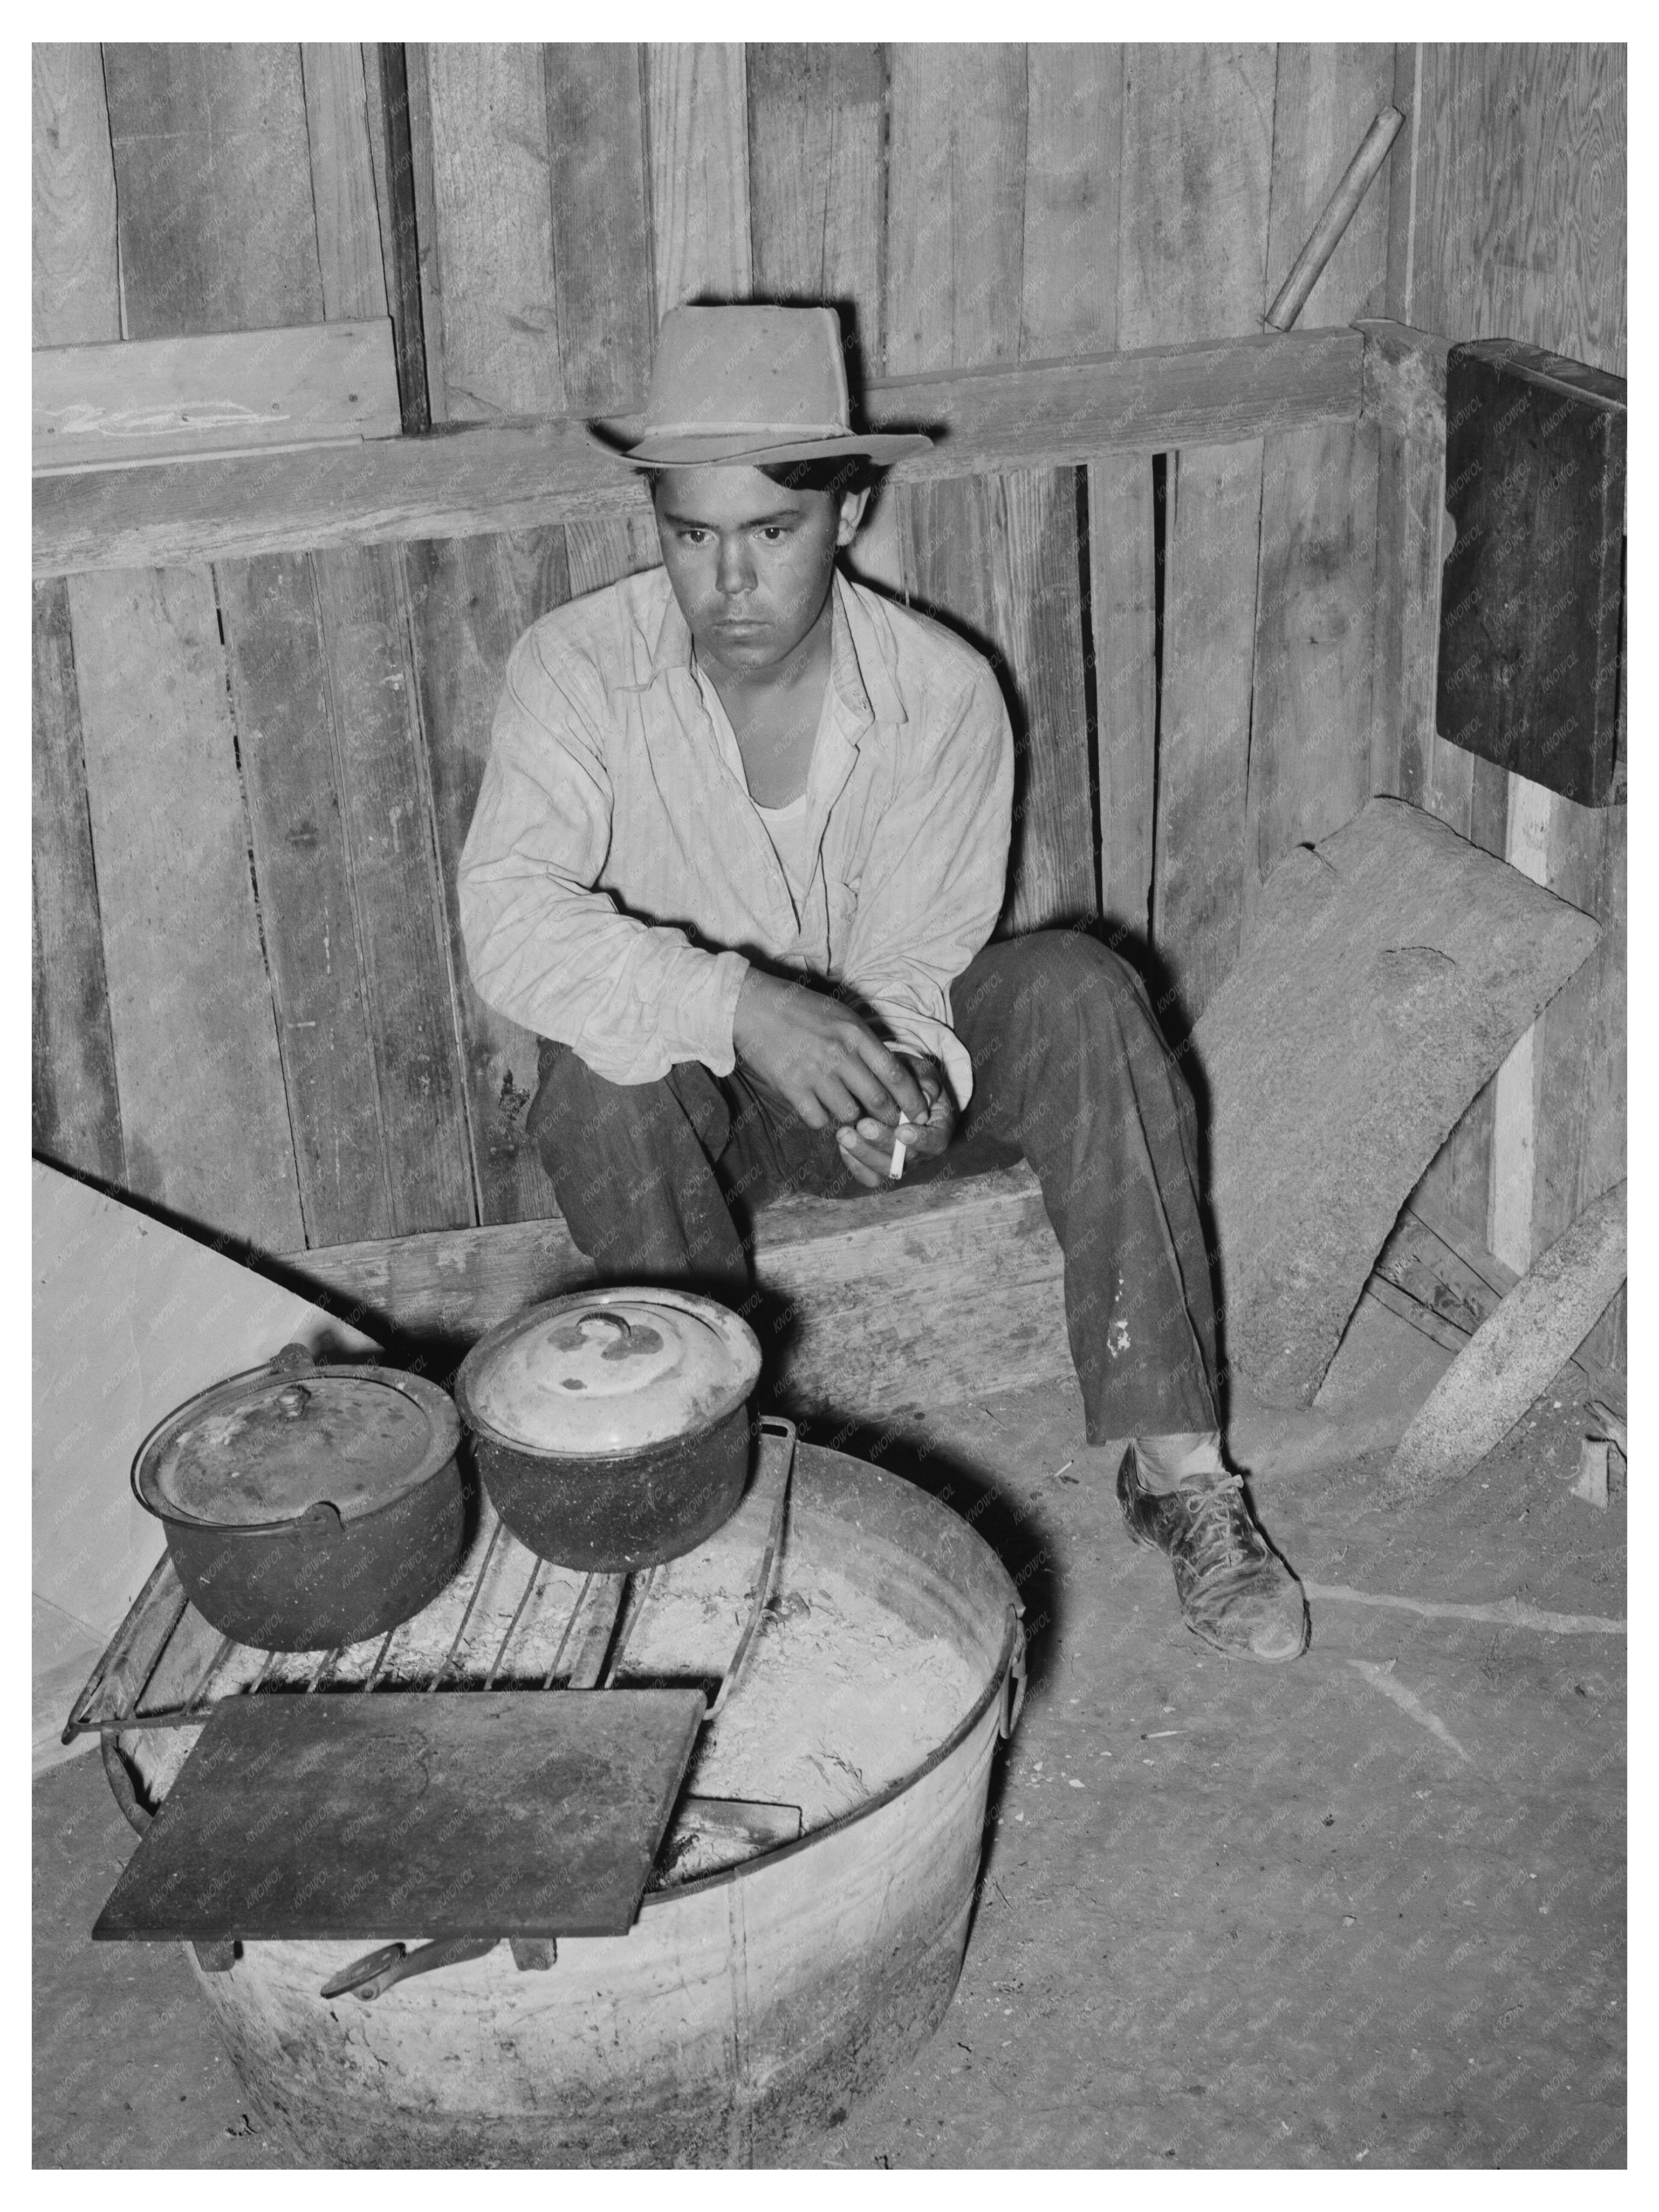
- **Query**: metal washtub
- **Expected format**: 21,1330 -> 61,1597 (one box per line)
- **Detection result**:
75,1439 -> 1025,2168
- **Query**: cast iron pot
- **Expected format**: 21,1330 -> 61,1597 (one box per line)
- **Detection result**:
454,1288 -> 763,1573
132,1344 -> 465,1651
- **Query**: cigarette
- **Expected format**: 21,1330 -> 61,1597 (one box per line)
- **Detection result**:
889,1112 -> 911,1180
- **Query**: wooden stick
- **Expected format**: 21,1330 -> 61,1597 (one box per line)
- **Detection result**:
1265,107 -> 1405,333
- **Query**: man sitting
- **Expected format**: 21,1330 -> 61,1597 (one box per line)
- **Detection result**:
458,304 -> 1307,1664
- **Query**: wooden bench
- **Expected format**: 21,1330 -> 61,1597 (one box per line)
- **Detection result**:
280,1161 -> 1072,1422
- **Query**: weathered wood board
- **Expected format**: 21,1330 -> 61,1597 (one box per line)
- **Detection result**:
401,529 -> 572,1226
1405,43 -> 1626,380
1022,46 -> 1122,361
885,43 -> 1095,934
1194,797 -> 1601,1407
32,43 -> 120,348
1247,47 -> 1392,917
32,577 -> 125,1184
644,43 -> 751,320
100,44 -> 325,339
747,45 -> 885,369
308,544 -> 478,1235
65,566 -> 304,1250
420,43 -> 564,421
546,44 -> 655,415
300,43 -> 390,325
1118,43 -> 1276,348
901,472 -> 1096,935
1151,438 -> 1265,1031
279,1162 -> 1077,1422
1087,457 -> 1157,942
34,322 -> 400,472
216,551 -> 395,1246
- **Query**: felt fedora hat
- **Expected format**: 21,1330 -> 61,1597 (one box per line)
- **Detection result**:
588,304 -> 931,469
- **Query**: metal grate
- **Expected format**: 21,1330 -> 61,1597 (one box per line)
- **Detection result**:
66,1418 -> 794,1743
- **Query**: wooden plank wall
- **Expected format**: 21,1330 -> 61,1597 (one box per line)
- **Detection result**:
1372,43 -> 1626,1370
31,41 -> 1622,1373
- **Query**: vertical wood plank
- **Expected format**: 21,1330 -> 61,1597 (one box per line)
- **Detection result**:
747,42 -> 891,596
32,577 -> 125,1184
884,44 -> 1026,376
1021,45 -> 1121,359
33,42 -> 120,347
644,43 -> 751,320
884,44 -> 1093,933
300,43 -> 390,323
546,45 -> 656,413
403,44 -> 449,420
746,45 -> 886,367
563,515 -> 663,600
1382,43 -> 1421,324
100,43 -> 325,337
1088,457 -> 1157,940
402,530 -> 573,1225
421,44 -> 564,420
1246,49 -> 1393,908
1489,774 -> 1552,1270
1529,798 -> 1623,1255
1246,422 -> 1381,903
1262,44 -> 1395,325
1118,44 -> 1277,348
364,42 -> 432,432
65,567 -> 304,1250
1370,427 -> 1448,812
312,544 -> 479,1235
1150,439 -> 1264,1030
903,472 -> 1096,935
1120,47 -> 1274,1022
216,554 -> 395,1247
1410,43 -> 1626,377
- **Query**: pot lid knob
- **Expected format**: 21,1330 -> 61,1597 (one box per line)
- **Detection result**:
575,1312 -> 631,1350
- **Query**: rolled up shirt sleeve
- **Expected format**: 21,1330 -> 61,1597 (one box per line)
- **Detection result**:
458,633 -> 749,1084
839,663 -> 1013,1110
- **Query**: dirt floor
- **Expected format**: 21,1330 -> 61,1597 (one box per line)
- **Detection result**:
33,1318 -> 1625,2169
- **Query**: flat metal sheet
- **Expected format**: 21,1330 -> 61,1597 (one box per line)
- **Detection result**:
92,1688 -> 706,1943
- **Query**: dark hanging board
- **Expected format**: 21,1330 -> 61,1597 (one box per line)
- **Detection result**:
1437,340 -> 1626,808
93,1689 -> 707,1944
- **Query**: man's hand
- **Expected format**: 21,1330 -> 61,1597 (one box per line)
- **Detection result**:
733,969 -> 927,1133
835,1053 -> 957,1189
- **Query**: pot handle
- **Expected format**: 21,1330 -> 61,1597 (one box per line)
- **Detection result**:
574,1310 -> 632,1348
217,1496 -> 346,1542
256,1497 -> 344,1540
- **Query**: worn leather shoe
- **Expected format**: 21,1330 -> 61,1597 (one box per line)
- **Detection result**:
1117,1447 -> 1309,1662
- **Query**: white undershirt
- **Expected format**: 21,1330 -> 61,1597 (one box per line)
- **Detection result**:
752,788 -> 812,906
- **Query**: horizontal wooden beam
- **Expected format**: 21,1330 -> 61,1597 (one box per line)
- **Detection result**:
1356,317 -> 1451,444
33,320 -> 401,474
34,328 -> 1362,577
274,1163 -> 1077,1422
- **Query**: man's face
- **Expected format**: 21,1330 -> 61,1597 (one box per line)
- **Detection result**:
652,464 -> 868,677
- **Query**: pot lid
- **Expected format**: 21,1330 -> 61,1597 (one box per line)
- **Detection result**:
138,1363 -> 459,1529
459,1290 -> 761,1456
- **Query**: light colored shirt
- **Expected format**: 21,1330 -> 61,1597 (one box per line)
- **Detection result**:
457,564 -> 1014,1106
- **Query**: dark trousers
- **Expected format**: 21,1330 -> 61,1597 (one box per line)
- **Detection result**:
528,931 -> 1219,1443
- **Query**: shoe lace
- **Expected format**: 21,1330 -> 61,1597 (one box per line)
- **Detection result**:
1180,1479 -> 1262,1581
